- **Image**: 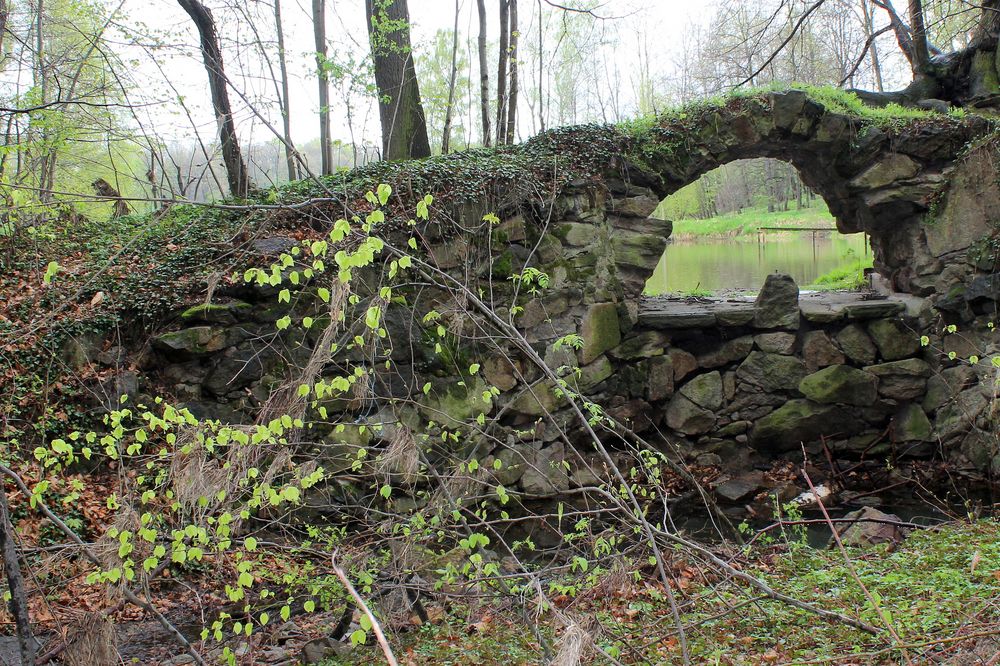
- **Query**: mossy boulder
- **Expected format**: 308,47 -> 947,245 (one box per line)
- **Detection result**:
180,300 -> 252,325
798,366 -> 877,405
153,326 -> 230,357
751,399 -> 858,451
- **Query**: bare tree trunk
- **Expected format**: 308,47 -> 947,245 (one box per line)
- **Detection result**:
274,0 -> 297,181
536,0 -> 544,132
441,0 -> 460,154
504,0 -> 518,144
476,0 -> 491,146
365,0 -> 431,160
495,0 -> 509,145
0,482 -> 36,666
313,0 -> 333,174
177,0 -> 251,197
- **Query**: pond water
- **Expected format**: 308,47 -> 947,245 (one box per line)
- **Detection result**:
644,231 -> 870,295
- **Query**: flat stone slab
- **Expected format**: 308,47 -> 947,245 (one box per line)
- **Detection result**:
641,292 -> 915,329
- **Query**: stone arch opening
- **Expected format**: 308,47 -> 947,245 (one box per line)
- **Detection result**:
641,157 -> 871,296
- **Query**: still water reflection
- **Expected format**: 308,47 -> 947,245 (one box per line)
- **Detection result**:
645,231 -> 869,294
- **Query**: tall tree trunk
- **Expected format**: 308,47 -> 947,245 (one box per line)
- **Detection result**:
908,0 -> 931,75
274,0 -> 297,181
495,0 -> 510,145
476,0 -> 491,147
34,0 -> 54,203
177,0 -> 251,197
504,0 -> 518,144
0,0 -> 8,63
441,0 -> 460,154
313,0 -> 333,175
861,0 -> 885,92
365,0 -> 431,160
0,482 -> 36,666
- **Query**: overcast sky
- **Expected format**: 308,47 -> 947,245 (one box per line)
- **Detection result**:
131,0 -> 721,147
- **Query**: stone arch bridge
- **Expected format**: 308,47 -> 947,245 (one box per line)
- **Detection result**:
133,89 -> 1000,506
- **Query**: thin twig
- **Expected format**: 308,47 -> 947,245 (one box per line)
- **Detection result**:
801,458 -> 912,664
0,465 -> 206,666
330,550 -> 398,666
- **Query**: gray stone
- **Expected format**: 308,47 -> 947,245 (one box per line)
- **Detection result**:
665,395 -> 716,435
836,324 -> 877,365
736,351 -> 808,392
558,222 -> 600,247
508,381 -> 565,417
578,303 -> 622,365
714,303 -> 756,327
844,300 -> 905,320
697,336 -> 754,369
753,274 -> 800,329
575,355 -> 613,391
893,403 -> 933,442
923,365 -> 978,413
669,348 -> 698,382
834,507 -> 906,547
755,332 -> 797,354
850,154 -> 920,189
865,358 -> 931,400
484,355 -> 519,392
520,442 -> 571,497
252,236 -> 296,255
713,471 -> 766,502
751,399 -> 858,451
867,319 -> 921,360
153,326 -> 229,357
935,387 -> 990,443
677,371 -> 725,411
301,637 -> 353,664
959,428 -> 999,472
802,331 -> 845,371
203,349 -> 265,396
798,366 -> 878,405
645,355 -> 674,402
609,330 -> 669,360
489,444 -> 537,486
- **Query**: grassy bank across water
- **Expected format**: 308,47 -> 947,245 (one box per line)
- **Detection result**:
665,204 -> 836,240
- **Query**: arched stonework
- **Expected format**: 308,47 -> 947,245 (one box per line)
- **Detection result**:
593,90 -> 991,298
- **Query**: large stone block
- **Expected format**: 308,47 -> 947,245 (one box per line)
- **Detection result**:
836,324 -> 877,365
867,319 -> 920,361
736,351 -> 808,392
865,358 -> 931,400
578,303 -> 622,365
751,399 -> 858,451
798,365 -> 878,406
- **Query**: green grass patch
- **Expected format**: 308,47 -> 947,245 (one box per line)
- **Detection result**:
665,205 -> 835,239
318,521 -> 999,665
